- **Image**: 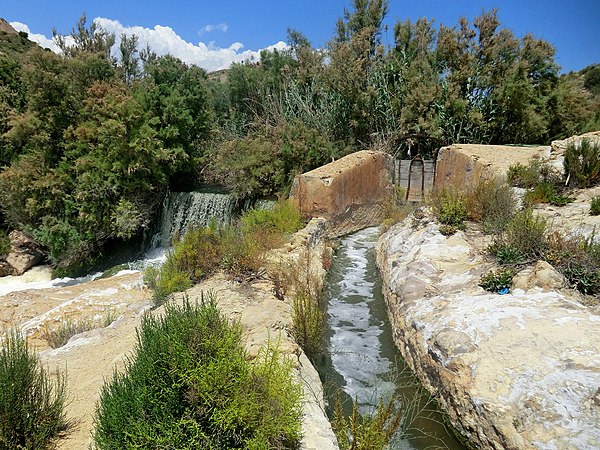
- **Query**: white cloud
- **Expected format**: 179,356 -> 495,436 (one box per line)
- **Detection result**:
9,21 -> 62,52
12,18 -> 288,72
199,23 -> 228,35
13,17 -> 287,72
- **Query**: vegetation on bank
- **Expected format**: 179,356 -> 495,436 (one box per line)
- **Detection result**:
430,139 -> 600,298
93,295 -> 302,449
145,200 -> 303,305
0,330 -> 70,449
0,1 -> 598,273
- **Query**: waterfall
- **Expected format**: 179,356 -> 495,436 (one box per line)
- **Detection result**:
158,190 -> 237,247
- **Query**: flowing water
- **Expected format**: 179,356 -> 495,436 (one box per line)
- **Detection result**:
318,227 -> 466,450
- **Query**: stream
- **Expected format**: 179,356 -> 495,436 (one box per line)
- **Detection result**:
317,227 -> 466,450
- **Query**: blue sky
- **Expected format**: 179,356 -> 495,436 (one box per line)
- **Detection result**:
3,0 -> 599,73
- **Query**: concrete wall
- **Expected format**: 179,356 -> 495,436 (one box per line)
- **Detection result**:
435,144 -> 550,192
289,150 -> 393,236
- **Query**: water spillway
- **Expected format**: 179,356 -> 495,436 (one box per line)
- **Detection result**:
319,227 -> 466,450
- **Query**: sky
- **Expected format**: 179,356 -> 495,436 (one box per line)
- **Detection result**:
2,0 -> 599,73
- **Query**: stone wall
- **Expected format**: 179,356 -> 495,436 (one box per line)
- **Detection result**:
435,144 -> 549,191
289,150 -> 393,237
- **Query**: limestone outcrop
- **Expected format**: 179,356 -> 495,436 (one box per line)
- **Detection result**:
377,211 -> 600,449
289,150 -> 393,237
435,144 -> 550,191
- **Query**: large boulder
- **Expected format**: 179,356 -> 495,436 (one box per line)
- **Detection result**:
5,230 -> 44,276
289,150 -> 393,237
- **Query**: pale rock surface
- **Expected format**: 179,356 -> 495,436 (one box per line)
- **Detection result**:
512,260 -> 566,291
377,211 -> 600,450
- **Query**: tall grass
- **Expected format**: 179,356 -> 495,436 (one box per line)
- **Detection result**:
0,330 -> 70,449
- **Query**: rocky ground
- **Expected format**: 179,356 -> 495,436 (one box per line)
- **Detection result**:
0,219 -> 338,450
377,210 -> 600,450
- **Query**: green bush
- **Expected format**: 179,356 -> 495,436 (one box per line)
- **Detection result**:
489,209 -> 548,263
590,196 -> 600,215
479,268 -> 515,293
93,294 -> 302,450
546,232 -> 600,296
146,227 -> 223,305
468,179 -> 517,233
241,200 -> 303,235
507,161 -> 543,188
0,230 -> 10,258
0,330 -> 70,449
430,188 -> 468,234
564,138 -> 600,188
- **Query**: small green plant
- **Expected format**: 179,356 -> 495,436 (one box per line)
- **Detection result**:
479,268 -> 515,293
489,209 -> 548,263
546,232 -> 600,297
292,290 -> 325,361
0,330 -> 70,449
93,294 -> 302,449
241,199 -> 303,235
564,138 -> 600,188
590,196 -> 600,215
507,160 -> 543,188
430,188 -> 468,234
468,179 -> 517,233
332,395 -> 403,450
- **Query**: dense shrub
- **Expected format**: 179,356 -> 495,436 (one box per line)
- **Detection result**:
489,209 -> 548,264
468,179 -> 517,233
564,138 -> 600,188
430,188 -> 468,235
241,200 -> 303,235
0,230 -> 10,258
507,160 -> 544,188
0,330 -> 70,449
93,295 -> 302,449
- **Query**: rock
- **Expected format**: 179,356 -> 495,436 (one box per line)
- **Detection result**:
551,131 -> 600,158
5,230 -> 44,275
512,260 -> 566,291
0,260 -> 14,277
435,144 -> 550,191
377,213 -> 600,449
289,150 -> 393,237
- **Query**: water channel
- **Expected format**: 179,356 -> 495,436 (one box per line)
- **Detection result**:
317,227 -> 466,450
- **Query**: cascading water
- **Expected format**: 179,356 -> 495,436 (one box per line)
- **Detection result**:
319,227 -> 466,450
157,188 -> 238,247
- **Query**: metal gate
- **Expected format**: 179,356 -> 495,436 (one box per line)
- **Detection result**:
391,134 -> 445,202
